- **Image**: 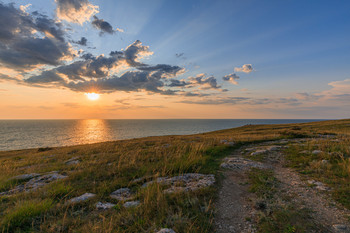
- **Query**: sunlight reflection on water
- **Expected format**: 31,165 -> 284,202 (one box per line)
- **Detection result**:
0,119 -> 321,151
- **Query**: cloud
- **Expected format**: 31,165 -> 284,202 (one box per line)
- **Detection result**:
91,16 -> 123,35
222,73 -> 240,85
188,73 -> 221,89
55,0 -> 99,24
122,40 -> 153,66
72,37 -> 87,46
178,96 -> 300,106
234,64 -> 253,73
0,3 -> 74,70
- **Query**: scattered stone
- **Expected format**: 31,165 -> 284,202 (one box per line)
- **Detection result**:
143,173 -> 215,194
221,157 -> 271,170
123,201 -> 140,208
312,150 -> 323,155
110,188 -> 134,201
307,180 -> 330,191
12,173 -> 40,180
321,159 -> 329,164
0,171 -> 67,196
299,150 -> 309,154
68,193 -> 96,203
251,149 -> 267,156
267,146 -> 282,151
65,157 -> 80,165
96,202 -> 116,210
162,144 -> 171,148
156,229 -> 176,233
332,224 -> 348,232
220,140 -> 228,143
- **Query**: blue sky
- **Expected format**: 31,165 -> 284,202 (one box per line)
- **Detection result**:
0,0 -> 350,118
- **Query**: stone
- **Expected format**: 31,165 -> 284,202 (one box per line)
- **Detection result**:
307,180 -> 330,191
267,146 -> 282,151
221,157 -> 271,170
68,193 -> 96,203
110,188 -> 134,201
251,149 -> 267,156
156,229 -> 176,233
65,157 -> 80,165
12,173 -> 40,180
96,202 -> 116,210
0,171 -> 67,196
321,159 -> 329,164
142,173 -> 215,194
332,224 -> 348,232
312,150 -> 323,155
123,201 -> 140,208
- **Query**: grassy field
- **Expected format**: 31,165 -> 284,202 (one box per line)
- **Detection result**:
0,119 -> 349,232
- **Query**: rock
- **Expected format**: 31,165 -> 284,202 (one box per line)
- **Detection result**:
267,146 -> 282,151
307,180 -> 330,191
220,140 -> 228,143
312,150 -> 323,155
0,171 -> 67,196
321,159 -> 329,164
123,201 -> 140,208
68,193 -> 96,203
162,144 -> 171,148
224,141 -> 235,146
299,150 -> 309,154
110,188 -> 134,201
65,157 -> 80,165
156,229 -> 176,233
221,157 -> 271,170
332,224 -> 348,232
251,149 -> 267,156
142,173 -> 215,194
12,173 -> 40,180
96,202 -> 116,210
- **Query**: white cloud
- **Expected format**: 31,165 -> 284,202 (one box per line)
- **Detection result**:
55,0 -> 99,24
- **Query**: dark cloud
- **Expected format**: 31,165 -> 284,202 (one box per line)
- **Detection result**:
0,3 -> 74,70
26,70 -> 64,84
92,16 -> 117,35
189,74 -> 221,89
234,64 -> 253,73
222,73 -> 240,85
168,79 -> 189,87
72,37 -> 87,46
123,40 -> 152,66
64,71 -> 178,95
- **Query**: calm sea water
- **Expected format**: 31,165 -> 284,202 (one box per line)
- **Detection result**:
0,119 -> 322,151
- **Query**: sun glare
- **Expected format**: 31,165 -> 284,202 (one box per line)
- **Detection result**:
85,92 -> 100,101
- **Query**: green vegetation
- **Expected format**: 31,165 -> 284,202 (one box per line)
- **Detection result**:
0,119 -> 349,232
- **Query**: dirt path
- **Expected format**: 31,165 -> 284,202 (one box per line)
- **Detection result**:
215,140 -> 350,233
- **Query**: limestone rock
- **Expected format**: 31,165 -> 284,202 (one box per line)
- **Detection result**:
96,202 -> 116,210
12,173 -> 40,180
156,229 -> 176,233
110,188 -> 134,201
143,173 -> 215,194
68,193 -> 96,203
251,149 -> 267,156
123,201 -> 140,208
312,150 -> 323,155
332,224 -> 348,232
221,157 -> 270,170
65,157 -> 80,165
0,171 -> 67,196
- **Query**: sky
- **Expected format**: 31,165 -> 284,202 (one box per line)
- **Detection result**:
0,0 -> 350,119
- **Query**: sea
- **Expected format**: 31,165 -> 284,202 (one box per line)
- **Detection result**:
0,119 -> 323,151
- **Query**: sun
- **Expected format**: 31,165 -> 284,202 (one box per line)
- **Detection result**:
85,92 -> 100,101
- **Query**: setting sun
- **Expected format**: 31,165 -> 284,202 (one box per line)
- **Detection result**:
85,92 -> 100,101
